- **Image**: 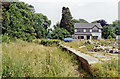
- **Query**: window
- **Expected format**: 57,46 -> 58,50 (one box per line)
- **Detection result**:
77,29 -> 83,32
86,29 -> 90,32
92,30 -> 99,32
92,26 -> 99,32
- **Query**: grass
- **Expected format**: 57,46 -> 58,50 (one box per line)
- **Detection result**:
2,39 -> 90,77
62,39 -> 119,77
62,39 -> 118,57
91,60 -> 119,77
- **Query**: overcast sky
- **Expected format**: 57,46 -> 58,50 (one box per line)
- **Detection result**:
19,0 -> 119,27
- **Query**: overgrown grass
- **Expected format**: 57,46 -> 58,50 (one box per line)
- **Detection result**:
2,39 -> 89,77
62,40 -> 85,50
62,39 -> 117,51
62,39 -> 119,77
91,60 -> 119,77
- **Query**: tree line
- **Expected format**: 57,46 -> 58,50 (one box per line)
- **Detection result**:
2,2 -> 51,42
2,2 -> 120,42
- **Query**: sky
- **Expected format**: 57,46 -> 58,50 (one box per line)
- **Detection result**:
19,0 -> 119,27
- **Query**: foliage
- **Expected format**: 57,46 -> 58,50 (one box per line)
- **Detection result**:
60,7 -> 74,35
53,22 -> 60,30
72,19 -> 88,23
102,26 -> 116,39
50,28 -> 71,40
2,2 -> 36,42
92,19 -> 109,27
33,13 -> 51,39
115,26 -> 120,35
110,20 -> 120,35
2,34 -> 10,43
40,39 -> 60,46
107,35 -> 112,39
111,20 -> 120,27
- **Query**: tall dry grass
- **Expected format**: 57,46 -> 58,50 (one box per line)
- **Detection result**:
2,40 -> 83,77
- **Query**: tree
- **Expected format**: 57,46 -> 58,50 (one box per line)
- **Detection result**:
60,7 -> 74,35
33,13 -> 51,39
92,19 -> 109,27
53,22 -> 60,30
111,20 -> 120,27
102,26 -> 116,39
111,20 -> 120,35
28,5 -> 35,13
2,2 -> 36,42
50,28 -> 71,40
115,26 -> 120,35
72,19 -> 88,23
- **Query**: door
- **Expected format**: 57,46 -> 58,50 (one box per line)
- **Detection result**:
87,36 -> 90,40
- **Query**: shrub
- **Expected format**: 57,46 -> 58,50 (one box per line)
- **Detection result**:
50,28 -> 71,40
107,35 -> 112,39
40,39 -> 60,46
2,34 -> 10,43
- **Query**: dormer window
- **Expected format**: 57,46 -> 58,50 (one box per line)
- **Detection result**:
92,26 -> 99,32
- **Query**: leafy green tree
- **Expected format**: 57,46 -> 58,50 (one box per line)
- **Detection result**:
2,2 -> 36,42
102,26 -> 116,39
60,7 -> 74,35
50,28 -> 71,40
72,19 -> 88,23
53,22 -> 60,30
115,26 -> 120,35
33,13 -> 51,39
111,20 -> 120,27
111,20 -> 120,35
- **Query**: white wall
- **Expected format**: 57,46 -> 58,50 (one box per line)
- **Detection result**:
91,33 -> 102,40
116,35 -> 120,39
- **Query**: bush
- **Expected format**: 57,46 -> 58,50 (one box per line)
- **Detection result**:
50,28 -> 71,40
2,34 -> 10,43
40,39 -> 60,46
107,35 -> 112,39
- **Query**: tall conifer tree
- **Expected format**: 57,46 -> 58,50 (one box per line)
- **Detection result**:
60,7 -> 74,35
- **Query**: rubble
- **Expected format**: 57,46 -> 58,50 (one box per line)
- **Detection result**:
84,40 -> 119,53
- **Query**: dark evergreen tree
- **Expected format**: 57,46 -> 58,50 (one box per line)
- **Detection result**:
60,7 -> 74,35
92,19 -> 109,27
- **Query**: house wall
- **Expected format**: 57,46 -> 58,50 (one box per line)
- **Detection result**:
116,35 -> 120,39
74,32 -> 102,40
91,32 -> 102,40
74,35 -> 87,40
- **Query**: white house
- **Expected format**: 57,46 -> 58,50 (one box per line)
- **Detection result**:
74,23 -> 102,40
116,34 -> 120,40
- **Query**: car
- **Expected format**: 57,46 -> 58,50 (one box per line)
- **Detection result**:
64,38 -> 73,42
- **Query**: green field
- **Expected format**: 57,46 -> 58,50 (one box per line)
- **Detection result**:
2,39 -> 90,77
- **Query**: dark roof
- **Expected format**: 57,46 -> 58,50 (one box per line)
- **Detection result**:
75,23 -> 102,29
